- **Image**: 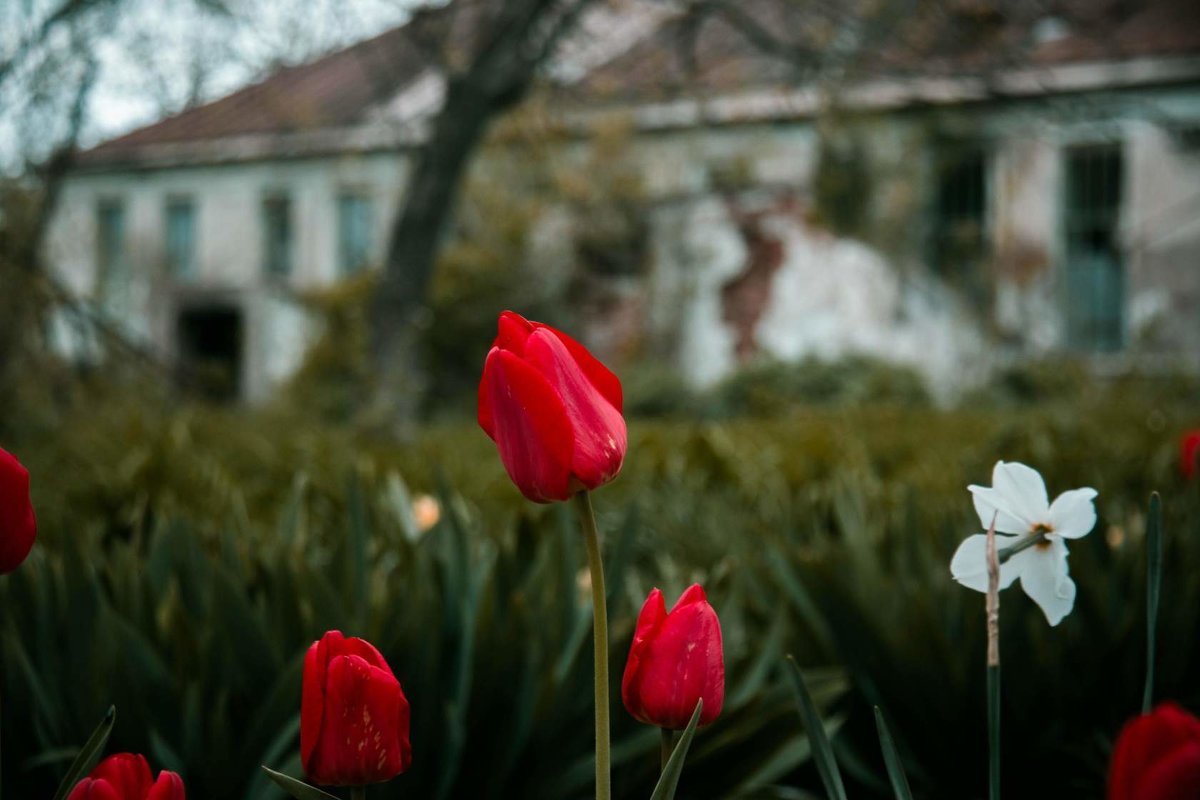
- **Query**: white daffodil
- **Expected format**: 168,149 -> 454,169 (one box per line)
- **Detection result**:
950,461 -> 1098,626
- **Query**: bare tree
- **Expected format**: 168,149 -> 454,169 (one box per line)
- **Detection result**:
368,0 -> 596,430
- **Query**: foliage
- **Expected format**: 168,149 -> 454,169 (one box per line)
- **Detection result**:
2,383 -> 1198,798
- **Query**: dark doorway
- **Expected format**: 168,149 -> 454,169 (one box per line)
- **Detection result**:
176,305 -> 243,401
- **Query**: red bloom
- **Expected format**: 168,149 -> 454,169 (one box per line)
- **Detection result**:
1181,431 -> 1200,481
1109,702 -> 1200,800
301,630 -> 412,786
478,311 -> 626,503
622,584 -> 724,730
0,446 -> 36,575
67,754 -> 184,800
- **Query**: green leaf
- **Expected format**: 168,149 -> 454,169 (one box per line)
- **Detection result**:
787,655 -> 847,800
1143,491 -> 1162,713
874,706 -> 913,800
649,699 -> 703,800
260,767 -> 341,800
51,706 -> 116,800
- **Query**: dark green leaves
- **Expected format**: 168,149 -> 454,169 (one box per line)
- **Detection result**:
649,700 -> 703,800
51,706 -> 116,800
873,706 -> 913,800
260,767 -> 340,800
787,655 -> 847,800
1143,492 -> 1163,713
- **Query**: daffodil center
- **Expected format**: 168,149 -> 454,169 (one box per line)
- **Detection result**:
999,523 -> 1054,563
1031,523 -> 1054,550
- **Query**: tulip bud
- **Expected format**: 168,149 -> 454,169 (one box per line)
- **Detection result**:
478,310 -> 626,503
1108,702 -> 1200,800
68,754 -> 184,800
301,630 -> 412,786
0,446 -> 36,575
622,584 -> 724,730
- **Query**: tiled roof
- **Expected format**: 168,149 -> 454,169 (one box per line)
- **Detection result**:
76,0 -> 1200,168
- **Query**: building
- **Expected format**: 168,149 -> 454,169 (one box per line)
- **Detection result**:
44,0 -> 1200,400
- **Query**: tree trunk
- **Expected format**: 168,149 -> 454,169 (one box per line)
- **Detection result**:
366,77 -> 497,434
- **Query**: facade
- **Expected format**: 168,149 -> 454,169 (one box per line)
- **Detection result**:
44,0 -> 1200,401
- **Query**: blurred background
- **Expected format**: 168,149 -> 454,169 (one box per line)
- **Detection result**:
1,0 -> 1199,797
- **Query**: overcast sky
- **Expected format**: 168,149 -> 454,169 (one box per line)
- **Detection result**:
0,0 -> 424,169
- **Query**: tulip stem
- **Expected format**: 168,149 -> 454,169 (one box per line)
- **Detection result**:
574,491 -> 611,800
660,728 -> 676,772
351,787 -> 366,800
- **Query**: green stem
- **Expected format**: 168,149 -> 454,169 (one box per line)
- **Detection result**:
660,728 -> 675,773
997,531 -> 1046,564
351,787 -> 366,800
574,491 -> 611,800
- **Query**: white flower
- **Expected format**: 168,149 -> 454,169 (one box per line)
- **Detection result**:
950,461 -> 1098,626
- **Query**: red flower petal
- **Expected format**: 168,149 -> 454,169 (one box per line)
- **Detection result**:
0,446 -> 37,575
301,632 -> 337,773
147,772 -> 186,800
495,310 -> 535,355
67,779 -> 122,800
545,325 -> 624,413
523,328 -> 625,491
90,754 -> 153,799
481,348 -> 575,502
1110,703 -> 1200,800
1137,741 -> 1200,800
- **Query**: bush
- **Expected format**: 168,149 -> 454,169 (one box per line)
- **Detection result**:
2,386 -> 1197,798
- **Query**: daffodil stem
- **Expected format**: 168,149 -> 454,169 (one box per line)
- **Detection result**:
985,514 -> 1001,800
660,728 -> 676,772
350,787 -> 365,800
997,530 -> 1047,564
574,491 -> 611,800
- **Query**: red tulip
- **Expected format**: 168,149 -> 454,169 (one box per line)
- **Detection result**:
478,311 -> 626,503
622,584 -> 724,730
67,753 -> 184,800
301,630 -> 412,786
1109,702 -> 1200,800
1181,431 -> 1200,481
0,446 -> 36,574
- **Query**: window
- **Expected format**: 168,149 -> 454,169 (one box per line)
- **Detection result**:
1063,144 -> 1124,352
165,198 -> 196,278
931,145 -> 988,283
262,193 -> 292,278
337,191 -> 374,275
96,198 -> 126,300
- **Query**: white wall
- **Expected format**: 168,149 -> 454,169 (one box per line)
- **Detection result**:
46,150 -> 411,400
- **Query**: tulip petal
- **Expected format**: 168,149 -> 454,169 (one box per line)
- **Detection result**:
1136,741 -> 1200,800
495,310 -> 535,355
90,753 -> 153,799
1109,703 -> 1200,800
991,461 -> 1050,521
544,326 -> 624,413
949,534 -> 1022,593
1018,538 -> 1075,626
302,632 -> 338,772
148,772 -> 186,800
968,486 -> 1030,535
309,653 -> 410,785
482,348 -> 576,502
523,328 -> 626,491
622,588 -> 667,723
67,778 -> 122,800
1048,488 -> 1099,539
0,447 -> 37,575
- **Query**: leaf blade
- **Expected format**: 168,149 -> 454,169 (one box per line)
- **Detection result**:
787,655 -> 847,800
650,699 -> 704,800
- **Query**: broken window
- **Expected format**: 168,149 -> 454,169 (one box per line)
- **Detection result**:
262,193 -> 292,278
337,191 -> 374,275
176,305 -> 243,401
931,144 -> 988,291
165,197 -> 196,278
1064,143 -> 1124,352
96,198 -> 126,305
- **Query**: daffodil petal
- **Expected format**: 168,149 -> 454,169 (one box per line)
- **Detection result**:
1048,488 -> 1098,539
950,534 -> 1023,593
969,486 -> 1031,534
991,461 -> 1050,522
1018,538 -> 1076,626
